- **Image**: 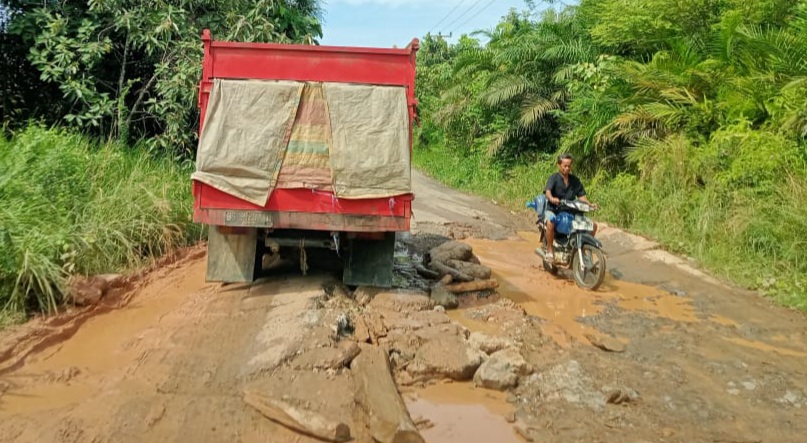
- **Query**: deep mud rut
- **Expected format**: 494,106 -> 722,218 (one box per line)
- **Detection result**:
1,171 -> 806,443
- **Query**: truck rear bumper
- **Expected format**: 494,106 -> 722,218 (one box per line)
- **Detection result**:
194,208 -> 409,232
193,181 -> 412,232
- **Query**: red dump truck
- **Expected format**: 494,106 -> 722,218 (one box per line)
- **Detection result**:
191,30 -> 419,287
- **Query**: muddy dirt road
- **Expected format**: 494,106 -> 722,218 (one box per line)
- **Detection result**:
1,171 -> 806,443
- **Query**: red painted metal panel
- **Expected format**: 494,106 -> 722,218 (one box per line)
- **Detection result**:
212,48 -> 410,83
194,30 -> 417,232
198,30 -> 419,135
194,182 -> 412,218
194,208 -> 410,232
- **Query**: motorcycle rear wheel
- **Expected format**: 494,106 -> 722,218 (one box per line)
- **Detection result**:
572,244 -> 606,290
541,236 -> 559,275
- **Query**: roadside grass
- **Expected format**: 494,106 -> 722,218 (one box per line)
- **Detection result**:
0,310 -> 26,329
0,125 -> 203,320
414,143 -> 807,312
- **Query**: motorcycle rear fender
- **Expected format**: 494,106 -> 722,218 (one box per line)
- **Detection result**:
578,233 -> 602,249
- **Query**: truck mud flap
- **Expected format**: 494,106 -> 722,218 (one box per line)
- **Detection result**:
206,226 -> 258,283
343,232 -> 395,288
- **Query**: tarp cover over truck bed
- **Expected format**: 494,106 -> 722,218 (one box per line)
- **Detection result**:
192,79 -> 411,206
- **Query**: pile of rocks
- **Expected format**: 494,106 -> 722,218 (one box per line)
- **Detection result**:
415,241 -> 499,309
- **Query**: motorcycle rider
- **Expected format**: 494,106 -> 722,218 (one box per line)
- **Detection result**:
543,153 -> 598,264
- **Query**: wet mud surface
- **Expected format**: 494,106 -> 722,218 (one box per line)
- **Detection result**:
1,171 -> 806,443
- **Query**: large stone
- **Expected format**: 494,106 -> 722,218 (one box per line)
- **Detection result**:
445,260 -> 492,280
67,275 -> 109,306
408,310 -> 451,327
377,329 -> 422,362
98,273 -> 126,288
354,287 -> 380,306
382,310 -> 452,332
413,323 -> 467,342
407,336 -> 486,382
291,341 -> 362,370
428,241 -> 474,263
527,360 -> 606,411
490,348 -> 530,375
585,332 -> 626,353
381,311 -> 427,332
368,292 -> 434,313
429,285 -> 458,309
244,390 -> 352,442
468,332 -> 514,355
474,358 -> 518,391
473,348 -> 529,391
354,312 -> 387,344
351,315 -> 371,343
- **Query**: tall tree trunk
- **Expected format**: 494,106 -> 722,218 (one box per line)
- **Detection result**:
115,40 -> 129,141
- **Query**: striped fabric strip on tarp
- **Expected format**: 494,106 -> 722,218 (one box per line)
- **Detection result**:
276,82 -> 334,191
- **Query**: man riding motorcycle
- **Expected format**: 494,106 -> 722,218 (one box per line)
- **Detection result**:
543,153 -> 599,264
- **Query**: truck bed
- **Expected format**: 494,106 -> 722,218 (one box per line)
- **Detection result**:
193,30 -> 419,233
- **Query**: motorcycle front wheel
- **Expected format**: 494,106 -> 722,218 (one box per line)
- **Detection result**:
572,244 -> 606,290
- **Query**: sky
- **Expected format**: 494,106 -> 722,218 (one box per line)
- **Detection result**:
0,4 -> 9,32
321,0 -> 531,48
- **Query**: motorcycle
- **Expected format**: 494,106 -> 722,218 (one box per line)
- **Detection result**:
526,195 -> 607,290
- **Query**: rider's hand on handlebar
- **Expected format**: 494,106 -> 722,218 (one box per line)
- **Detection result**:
551,197 -> 561,206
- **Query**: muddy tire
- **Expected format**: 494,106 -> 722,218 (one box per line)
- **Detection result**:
542,257 -> 559,275
572,244 -> 606,291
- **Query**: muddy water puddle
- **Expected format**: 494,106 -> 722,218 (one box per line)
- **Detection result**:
404,382 -> 520,443
447,311 -> 506,337
462,233 -> 712,345
0,260 -> 210,415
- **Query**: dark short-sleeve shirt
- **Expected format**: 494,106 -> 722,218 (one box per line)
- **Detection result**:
545,172 -> 586,211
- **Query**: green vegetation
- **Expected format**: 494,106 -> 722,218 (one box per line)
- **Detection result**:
0,1 -> 324,322
2,0 -> 323,154
0,126 -> 203,315
415,0 -> 807,309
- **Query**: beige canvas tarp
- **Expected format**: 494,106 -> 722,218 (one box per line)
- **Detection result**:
193,79 -> 411,204
323,83 -> 411,199
192,79 -> 303,206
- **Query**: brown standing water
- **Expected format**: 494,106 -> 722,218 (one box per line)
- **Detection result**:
404,383 -> 520,443
1,260 -> 210,416
463,233 -> 702,345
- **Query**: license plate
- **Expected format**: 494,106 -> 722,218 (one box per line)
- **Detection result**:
573,216 -> 593,231
224,210 -> 273,227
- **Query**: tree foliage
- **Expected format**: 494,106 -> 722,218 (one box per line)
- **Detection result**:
417,1 -> 807,166
2,0 -> 323,153
416,1 -> 807,299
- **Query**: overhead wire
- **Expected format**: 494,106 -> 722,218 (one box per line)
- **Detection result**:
429,0 -> 470,34
450,0 -> 498,36
440,0 -> 486,34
